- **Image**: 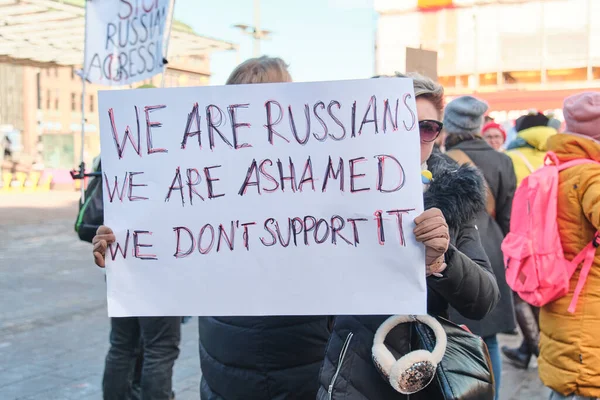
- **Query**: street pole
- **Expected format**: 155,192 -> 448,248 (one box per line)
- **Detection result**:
472,5 -> 479,89
587,0 -> 593,81
541,0 -> 547,84
233,0 -> 270,58
161,0 -> 176,88
78,0 -> 89,202
253,0 -> 261,57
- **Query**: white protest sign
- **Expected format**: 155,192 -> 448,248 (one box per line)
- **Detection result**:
99,78 -> 427,317
84,0 -> 172,86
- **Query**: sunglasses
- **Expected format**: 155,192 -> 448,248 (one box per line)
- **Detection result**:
419,120 -> 443,143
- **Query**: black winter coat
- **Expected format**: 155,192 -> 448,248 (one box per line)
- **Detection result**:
198,315 -> 330,399
317,153 -> 500,400
446,139 -> 517,338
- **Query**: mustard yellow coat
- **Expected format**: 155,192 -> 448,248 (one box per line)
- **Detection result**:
538,134 -> 600,398
505,126 -> 556,186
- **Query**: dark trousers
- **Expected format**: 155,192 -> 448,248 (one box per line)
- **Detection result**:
103,317 -> 181,400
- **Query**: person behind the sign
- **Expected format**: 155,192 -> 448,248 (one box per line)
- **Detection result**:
443,95 -> 518,399
93,84 -> 181,400
317,73 -> 500,400
194,56 -> 333,400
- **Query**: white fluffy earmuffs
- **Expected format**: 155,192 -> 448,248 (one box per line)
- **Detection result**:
372,315 -> 447,394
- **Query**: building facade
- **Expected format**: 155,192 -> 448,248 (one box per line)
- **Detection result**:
375,0 -> 600,124
0,54 -> 212,179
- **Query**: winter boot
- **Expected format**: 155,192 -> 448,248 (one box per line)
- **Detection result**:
502,298 -> 540,368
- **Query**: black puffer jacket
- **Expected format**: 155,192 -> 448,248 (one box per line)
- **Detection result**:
446,138 -> 517,338
317,153 -> 500,400
198,315 -> 330,399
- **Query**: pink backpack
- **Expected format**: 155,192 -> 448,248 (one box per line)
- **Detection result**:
501,151 -> 600,313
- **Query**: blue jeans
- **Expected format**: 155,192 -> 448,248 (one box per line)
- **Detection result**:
484,335 -> 501,400
549,390 -> 598,400
103,317 -> 181,400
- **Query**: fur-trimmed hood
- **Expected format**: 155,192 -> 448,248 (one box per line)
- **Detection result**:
424,153 -> 486,231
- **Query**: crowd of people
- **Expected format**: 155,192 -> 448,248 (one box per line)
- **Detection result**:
85,56 -> 600,400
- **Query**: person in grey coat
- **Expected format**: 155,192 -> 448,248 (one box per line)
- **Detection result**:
444,96 -> 517,400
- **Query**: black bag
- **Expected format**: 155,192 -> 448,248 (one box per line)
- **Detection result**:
75,160 -> 103,243
409,316 -> 495,400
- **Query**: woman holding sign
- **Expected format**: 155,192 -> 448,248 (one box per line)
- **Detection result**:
317,73 -> 500,399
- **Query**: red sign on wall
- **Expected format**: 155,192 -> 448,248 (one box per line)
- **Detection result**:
418,0 -> 453,10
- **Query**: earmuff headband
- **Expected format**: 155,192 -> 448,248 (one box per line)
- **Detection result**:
372,315 -> 447,394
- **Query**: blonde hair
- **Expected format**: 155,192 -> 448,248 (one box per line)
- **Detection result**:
226,56 -> 292,85
373,72 -> 445,118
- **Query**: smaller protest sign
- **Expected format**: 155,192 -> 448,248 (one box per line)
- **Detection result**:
84,0 -> 172,86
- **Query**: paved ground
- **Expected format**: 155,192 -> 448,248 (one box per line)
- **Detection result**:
0,191 -> 549,400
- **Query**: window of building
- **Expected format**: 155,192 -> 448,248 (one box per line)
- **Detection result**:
479,73 -> 498,86
46,69 -> 50,77
89,94 -> 95,112
54,89 -> 60,110
71,93 -> 77,111
46,89 -> 51,109
546,67 -> 587,83
54,68 -> 59,77
456,75 -> 469,88
438,76 -> 454,88
71,67 -> 75,80
506,70 -> 541,84
178,75 -> 188,86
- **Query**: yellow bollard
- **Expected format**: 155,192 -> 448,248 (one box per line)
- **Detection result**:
13,172 -> 27,192
1,172 -> 12,192
37,173 -> 53,192
24,171 -> 41,193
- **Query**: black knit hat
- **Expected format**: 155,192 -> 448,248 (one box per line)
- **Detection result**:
515,111 -> 549,132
